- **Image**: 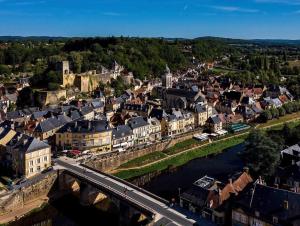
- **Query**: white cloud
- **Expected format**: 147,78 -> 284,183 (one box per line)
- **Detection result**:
102,12 -> 123,16
212,6 -> 260,13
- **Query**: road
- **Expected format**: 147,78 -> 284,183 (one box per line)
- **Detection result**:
56,159 -> 196,226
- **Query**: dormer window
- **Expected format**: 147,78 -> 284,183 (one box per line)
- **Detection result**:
273,216 -> 278,224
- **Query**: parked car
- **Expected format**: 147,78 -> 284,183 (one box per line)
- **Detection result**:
42,166 -> 53,173
16,178 -> 27,185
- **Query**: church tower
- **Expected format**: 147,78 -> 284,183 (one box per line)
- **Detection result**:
162,64 -> 172,88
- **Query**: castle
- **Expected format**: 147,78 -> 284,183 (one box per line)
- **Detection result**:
58,61 -> 124,93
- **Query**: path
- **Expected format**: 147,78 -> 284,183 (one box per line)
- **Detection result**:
113,115 -> 300,174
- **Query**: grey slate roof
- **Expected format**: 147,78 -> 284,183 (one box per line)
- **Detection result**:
58,120 -> 111,133
195,104 -> 206,113
127,116 -> 149,129
208,115 -> 221,124
7,133 -> 50,153
81,106 -> 94,115
166,88 -> 199,100
149,108 -> 168,120
112,125 -> 133,139
34,115 -> 72,133
235,183 -> 300,224
31,111 -> 48,120
91,101 -> 104,109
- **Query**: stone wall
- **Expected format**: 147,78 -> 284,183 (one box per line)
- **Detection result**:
36,90 -> 67,106
85,128 -> 202,172
0,172 -> 57,215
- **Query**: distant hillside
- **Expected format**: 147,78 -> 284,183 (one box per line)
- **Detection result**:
0,36 -> 70,41
1,36 -> 300,46
195,36 -> 300,46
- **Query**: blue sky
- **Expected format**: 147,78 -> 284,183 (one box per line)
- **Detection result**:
0,0 -> 300,39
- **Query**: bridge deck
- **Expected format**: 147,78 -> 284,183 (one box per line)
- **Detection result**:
56,159 -> 196,226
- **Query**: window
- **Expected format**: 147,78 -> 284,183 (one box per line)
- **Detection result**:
273,216 -> 278,224
37,166 -> 41,171
30,160 -> 33,166
37,158 -> 40,164
30,168 -> 34,173
44,156 -> 48,162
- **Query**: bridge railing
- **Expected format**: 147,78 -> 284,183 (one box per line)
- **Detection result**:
80,163 -> 170,206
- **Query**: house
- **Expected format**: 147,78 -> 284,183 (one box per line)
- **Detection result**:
232,183 -> 300,226
274,164 -> 300,193
164,109 -> 194,137
281,144 -> 300,166
207,115 -> 223,133
0,126 -> 17,146
266,85 -> 294,101
56,120 -> 112,153
194,104 -> 213,127
148,117 -> 162,142
127,116 -> 150,145
90,100 -> 105,114
180,171 -> 253,225
106,97 -> 124,112
149,108 -> 169,137
112,125 -> 134,150
6,133 -> 51,178
261,97 -> 282,109
215,100 -> 238,115
34,115 -> 72,140
122,103 -> 152,117
80,106 -> 95,120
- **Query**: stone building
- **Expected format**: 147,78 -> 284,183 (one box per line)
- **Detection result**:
58,60 -> 124,93
55,120 -> 112,153
6,133 -> 51,178
162,65 -> 172,88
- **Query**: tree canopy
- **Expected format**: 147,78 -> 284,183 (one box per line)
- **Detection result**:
242,130 -> 280,178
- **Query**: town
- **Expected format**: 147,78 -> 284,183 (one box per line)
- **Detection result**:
0,36 -> 300,226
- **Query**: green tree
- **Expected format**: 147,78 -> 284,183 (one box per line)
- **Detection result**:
270,108 -> 279,119
278,107 -> 286,117
0,64 -> 11,75
260,110 -> 273,122
242,130 -> 280,178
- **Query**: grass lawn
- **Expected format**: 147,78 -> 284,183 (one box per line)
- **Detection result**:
257,112 -> 300,129
114,112 -> 300,180
119,152 -> 168,169
163,139 -> 202,155
115,135 -> 247,180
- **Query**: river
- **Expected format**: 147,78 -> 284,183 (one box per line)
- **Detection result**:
143,143 -> 245,201
8,143 -> 244,226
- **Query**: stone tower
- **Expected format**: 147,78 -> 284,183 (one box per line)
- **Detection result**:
162,64 -> 172,88
56,61 -> 70,75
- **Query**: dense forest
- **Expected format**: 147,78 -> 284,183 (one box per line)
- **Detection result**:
0,36 -> 300,97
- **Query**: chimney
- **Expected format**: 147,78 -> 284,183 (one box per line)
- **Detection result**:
243,166 -> 250,174
283,200 -> 289,210
229,178 -> 233,184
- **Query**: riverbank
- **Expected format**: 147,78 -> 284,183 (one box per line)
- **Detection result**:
114,134 -> 247,179
113,114 -> 300,180
0,197 -> 48,225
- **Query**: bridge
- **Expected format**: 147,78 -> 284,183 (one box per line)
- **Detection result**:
56,159 -> 197,226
